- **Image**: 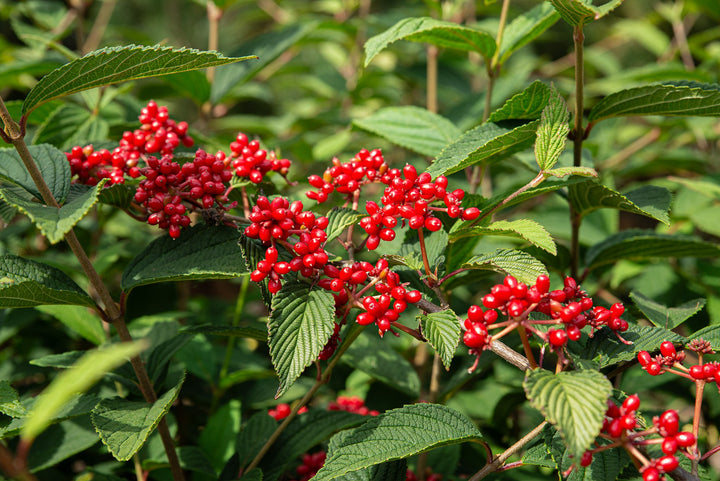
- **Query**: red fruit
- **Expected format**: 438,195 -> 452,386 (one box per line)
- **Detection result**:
638,351 -> 652,366
642,466 -> 660,481
405,290 -> 422,303
662,436 -> 678,455
548,329 -> 568,347
658,410 -> 679,436
461,207 -> 480,220
467,305 -> 484,322
610,302 -> 625,317
482,294 -> 501,309
356,312 -> 375,326
463,329 -> 487,348
623,394 -> 640,412
689,365 -> 704,380
646,362 -> 662,376
567,325 -> 581,341
424,217 -> 442,232
580,451 -> 593,467
660,341 -> 676,358
657,455 -> 679,473
675,431 -> 695,447
619,414 -> 636,430
535,275 -> 550,294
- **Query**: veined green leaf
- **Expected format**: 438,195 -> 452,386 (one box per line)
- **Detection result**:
313,404 -> 482,481
364,17 -> 495,67
420,310 -> 461,370
452,219 -> 556,255
488,80 -> 551,122
28,417 -> 100,472
325,207 -> 363,244
549,0 -> 623,27
0,381 -> 28,418
353,106 -> 461,157
543,166 -> 597,178
535,87 -> 569,171
199,399 -> 241,471
339,459 -> 408,481
1,393 -> 99,439
462,248 -> 547,285
23,44 -> 253,115
32,103 -> 108,149
585,325 -> 687,367
568,182 -> 671,225
630,292 -> 705,330
180,324 -> 267,342
0,144 -> 70,203
498,3 -> 560,63
524,369 -> 611,459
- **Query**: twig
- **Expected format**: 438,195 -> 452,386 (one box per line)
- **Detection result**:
468,421 -> 547,481
82,0 -> 116,54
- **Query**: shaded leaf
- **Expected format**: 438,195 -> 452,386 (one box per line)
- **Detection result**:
0,144 -> 70,203
35,305 -> 105,345
451,219 -> 556,255
630,292 -> 705,330
32,103 -> 108,149
97,183 -> 135,209
28,417 -> 99,472
236,412 -> 277,468
0,381 -> 27,418
689,325 -> 720,351
549,0 -> 623,26
199,399 -> 241,472
498,3 -> 560,63
420,309 -> 461,370
340,459 -> 408,481
180,324 -> 267,342
462,248 -> 547,285
568,182 -> 671,225
325,207 -> 362,243
1,393 -> 99,439
534,87 -> 569,171
585,325 -> 687,367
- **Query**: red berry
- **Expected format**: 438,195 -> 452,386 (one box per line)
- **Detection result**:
660,341 -> 676,358
646,362 -> 662,376
580,451 -> 593,467
623,394 -> 640,412
689,365 -> 704,380
548,329 -> 568,347
657,455 -> 678,473
675,431 -> 695,447
662,436 -> 678,455
638,351 -> 652,366
424,217 -> 442,232
642,466 -> 660,481
658,410 -> 679,436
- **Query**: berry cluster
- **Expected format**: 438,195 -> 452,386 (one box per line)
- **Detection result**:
638,341 -> 720,384
267,403 -> 308,421
230,132 -> 291,183
307,148 -> 387,202
318,323 -> 342,361
65,145 -> 142,185
327,395 -> 379,416
121,100 -> 193,156
288,451 -> 326,481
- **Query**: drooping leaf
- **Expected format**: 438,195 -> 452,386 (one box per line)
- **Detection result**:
35,305 -> 105,345
23,44 -> 253,115
313,404 -> 483,481
364,17 -> 496,67
524,369 -> 612,459
585,325 -> 687,367
146,333 -> 193,383
498,3 -> 560,63
180,324 -> 268,342
0,144 -> 70,203
353,107 -> 461,157
630,292 -> 705,330
549,0 -> 624,27
268,280 -> 336,398
325,207 -> 363,243
0,255 -> 94,308
588,82 -> 720,124
21,341 -> 147,441
427,120 -> 539,177
689,325 -> 720,351
462,248 -> 547,285
199,399 -> 241,472
534,87 -> 569,171
28,417 -> 99,472
0,381 -> 28,418
488,80 -> 552,122
568,182 -> 671,225
420,309 -> 461,370
451,219 -> 556,255
92,373 -> 184,461
121,224 -> 247,291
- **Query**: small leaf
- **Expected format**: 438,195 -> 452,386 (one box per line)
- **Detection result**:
0,381 -> 28,418
630,292 -> 705,330
498,3 -> 560,63
0,255 -> 94,308
427,120 -> 539,177
269,280 -> 336,398
30,350 -> 84,368
313,404 -> 483,481
353,107 -> 461,157
325,207 -> 363,243
23,44 -> 253,115
549,0 -> 623,27
585,325 -> 687,367
535,87 -> 569,171
180,324 -> 267,342
420,310 -> 461,370
488,80 -> 551,122
121,224 -> 247,292
524,369 -> 612,459
364,17 -> 495,67
163,70 -> 211,104
568,182 -> 671,225
690,325 -> 720,351
21,341 -> 147,441
92,373 -> 184,461
35,305 -> 105,345
588,82 -> 720,124
452,219 -> 556,255
462,248 -> 547,285
0,144 -> 70,203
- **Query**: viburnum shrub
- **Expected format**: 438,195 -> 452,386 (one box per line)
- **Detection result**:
1,2 -> 719,481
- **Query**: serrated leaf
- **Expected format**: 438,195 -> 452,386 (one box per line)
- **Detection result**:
549,0 -> 623,27
28,417 -> 99,472
452,219 -> 556,255
535,87 -> 569,171
353,107 -> 461,157
23,44 -> 253,115
0,255 -> 93,308
236,412 -> 277,468
0,144 -> 70,203
121,224 -> 247,291
585,325 -> 687,367
0,381 -> 28,418
21,341 -> 147,441
269,280 -> 335,398
163,70 -> 211,103
488,80 -> 551,122
462,248 -> 547,285
35,305 -> 105,345
524,369 -> 611,459
199,399 -> 241,472
427,120 -> 539,177
30,350 -> 84,368
585,230 -> 720,270
364,17 -> 495,67
92,373 -> 184,461
325,207 -> 362,243
340,459 -> 408,481
180,324 -> 267,342
498,3 -> 560,63
588,82 -> 720,123
420,310 -> 461,370
543,166 -> 598,178
97,182 -> 135,209
630,292 -> 705,330
0,179 -> 106,244
32,103 -> 108,149
689,325 -> 720,351
146,334 -> 193,383
313,404 -> 482,481
568,182 -> 671,225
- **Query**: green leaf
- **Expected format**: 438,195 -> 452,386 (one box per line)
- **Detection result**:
0,381 -> 28,418
0,144 -> 70,203
420,310 -> 461,370
22,341 -> 147,441
498,3 -> 560,63
543,166 -> 598,178
325,207 -> 363,243
121,224 -> 247,291
524,369 -> 612,459
451,219 -> 557,255
199,399 -> 241,472
585,230 -> 720,270
549,0 -> 623,26
23,44 -> 253,115
163,70 -> 211,104
364,17 -> 495,67
462,248 -> 547,285
668,176 -> 720,200
1,393 -> 99,439
690,325 -> 720,351
427,120 -> 539,177
30,350 -> 84,368
32,103 -> 108,149
35,305 -> 105,345
353,107 -> 461,157
268,280 -> 336,398
180,324 -> 267,342
146,334 -> 193,383
630,292 -> 705,330
568,182 -> 671,225
0,255 -> 94,308
1,180 -> 106,244
313,403 -> 482,481
535,87 -> 569,171
339,459 -> 408,481
585,325 -> 687,367
92,372 -> 184,461
239,469 -> 263,481
97,182 -> 136,209
588,82 -> 720,124
236,412 -> 277,468
28,417 -> 99,472
488,80 -> 551,122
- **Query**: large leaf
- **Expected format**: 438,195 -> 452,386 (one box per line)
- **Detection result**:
121,224 -> 247,291
462,248 -> 547,285
92,373 -> 184,461
488,80 -> 551,122
427,120 -> 539,177
451,219 -> 556,255
0,380 -> 28,418
313,403 -> 483,481
1,393 -> 99,439
0,255 -> 94,308
420,309 -> 461,370
568,182 -> 671,225
32,103 -> 108,149
268,280 -> 336,398
21,341 -> 147,441
35,305 -> 106,345
588,82 -> 720,124
236,412 -> 277,468
23,44 -> 253,115
0,144 -> 70,203
498,2 -> 560,64
585,230 -> 720,270
364,17 -> 495,67
28,417 -> 99,472
353,107 -> 461,157
549,0 -> 624,26
534,87 -> 569,171
585,325 -> 687,367
630,292 -> 705,330
324,207 -> 363,243
340,460 -> 408,481
524,369 -> 612,459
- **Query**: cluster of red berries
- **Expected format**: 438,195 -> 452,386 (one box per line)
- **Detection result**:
288,451 -> 326,481
327,395 -> 379,416
638,341 -> 720,384
318,323 -> 342,361
122,100 -> 194,156
65,145 -> 142,185
230,132 -> 291,183
267,403 -> 308,421
307,148 -> 387,202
